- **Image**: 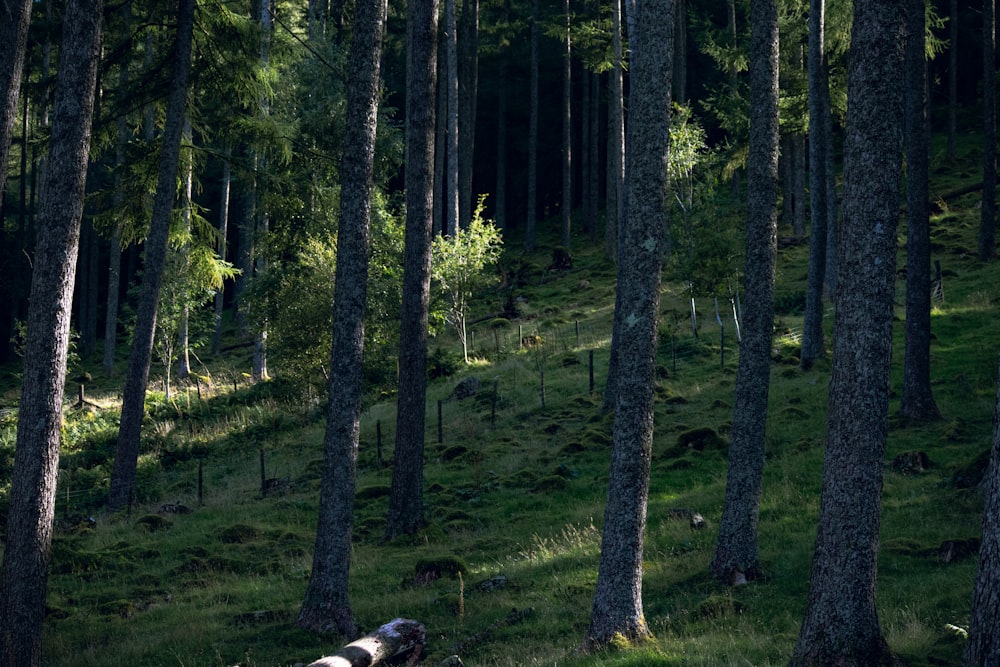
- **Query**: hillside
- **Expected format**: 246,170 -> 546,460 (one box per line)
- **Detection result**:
2,140 -> 1000,666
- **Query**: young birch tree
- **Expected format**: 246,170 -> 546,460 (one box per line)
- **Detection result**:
431,196 -> 502,364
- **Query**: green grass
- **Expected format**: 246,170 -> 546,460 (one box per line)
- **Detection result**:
2,138 -> 999,666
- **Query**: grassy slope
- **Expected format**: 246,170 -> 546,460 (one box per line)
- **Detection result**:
1,135 -> 998,666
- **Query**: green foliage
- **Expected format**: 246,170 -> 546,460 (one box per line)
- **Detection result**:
666,105 -> 742,300
431,195 -> 504,362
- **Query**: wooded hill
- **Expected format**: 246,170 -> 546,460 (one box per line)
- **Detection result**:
1,141 -> 998,664
3,0 -> 1000,663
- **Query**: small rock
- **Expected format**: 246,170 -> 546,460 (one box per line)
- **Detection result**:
450,377 -> 480,401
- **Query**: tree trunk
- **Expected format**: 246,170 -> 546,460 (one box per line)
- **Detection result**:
212,156 -> 232,356
790,0 -> 905,662
900,0 -> 940,421
445,0 -> 459,235
824,100 -> 838,299
177,119 -> 194,380
298,0 -> 386,637
82,217 -> 100,357
0,1 -> 103,663
495,37 -> 508,230
582,71 -> 592,241
561,0 -> 572,249
434,45 -> 446,235
525,0 -> 539,251
109,0 -> 195,511
709,0 -> 778,586
104,13 -> 131,377
963,357 -> 1000,666
605,0 -> 624,261
947,0 -> 958,159
0,0 -> 33,210
584,0 -> 672,648
386,0 -> 439,541
307,619 -> 425,667
800,0 -> 829,370
458,0 -> 478,229
674,0 -> 687,103
589,71 -> 600,244
981,0 -> 997,260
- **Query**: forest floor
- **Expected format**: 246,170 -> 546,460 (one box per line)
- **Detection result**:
2,135 -> 1000,666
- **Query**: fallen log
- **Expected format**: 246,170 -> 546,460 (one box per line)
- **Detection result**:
307,618 -> 425,667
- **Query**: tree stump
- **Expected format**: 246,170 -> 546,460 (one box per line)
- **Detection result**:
307,618 -> 425,667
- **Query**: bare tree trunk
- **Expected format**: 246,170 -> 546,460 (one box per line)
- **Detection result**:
710,0 -> 778,586
458,0 -> 478,228
386,0 -> 439,541
0,0 -> 33,210
674,0 -> 687,103
584,0 -> 672,648
900,0 -> 940,421
109,0 -> 195,511
211,156 -> 231,356
589,71 -> 600,244
177,119 -> 194,380
981,0 -> 997,260
947,0 -> 958,159
298,0 -> 387,637
963,357 -> 1000,665
602,0 -> 629,411
445,0 -> 459,235
525,0 -> 539,250
790,0 -> 905,661
800,0 -> 829,370
605,0 -> 624,261
495,50 -> 507,230
0,1 -> 102,662
103,7 -> 132,377
561,0 -> 572,249
434,40 -> 446,236
307,619 -> 425,667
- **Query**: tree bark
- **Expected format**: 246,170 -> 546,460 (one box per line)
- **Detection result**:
109,0 -> 196,511
790,0 -> 905,662
525,0 -> 539,251
386,0 -> 439,541
0,0 -> 33,211
561,0 -> 572,249
710,0 -> 778,586
307,619 -> 425,667
445,0 -> 459,235
963,357 -> 1000,666
604,0 -> 624,262
800,0 -> 829,370
212,156 -> 232,356
981,0 -> 997,260
674,0 -> 687,103
947,0 -> 958,159
588,71 -> 600,244
584,0 -> 672,648
900,0 -> 940,421
104,12 -> 132,377
177,118 -> 194,380
298,0 -> 387,637
0,0 -> 103,662
495,17 -> 508,231
457,0 -> 478,228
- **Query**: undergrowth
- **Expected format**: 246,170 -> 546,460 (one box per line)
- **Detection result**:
0,134 -> 998,666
